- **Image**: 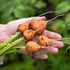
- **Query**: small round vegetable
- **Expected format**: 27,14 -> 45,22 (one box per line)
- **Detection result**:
31,14 -> 64,35
18,20 -> 31,32
23,30 -> 36,40
26,41 -> 41,54
31,20 -> 48,35
38,35 -> 52,46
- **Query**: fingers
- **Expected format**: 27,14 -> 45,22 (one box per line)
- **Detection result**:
32,35 -> 39,41
33,30 -> 62,41
0,25 -> 7,33
18,50 -> 48,59
18,50 -> 26,54
40,47 -> 58,54
32,35 -> 63,48
50,40 -> 64,47
0,24 -> 10,43
35,52 -> 48,59
42,30 -> 62,40
6,16 -> 46,35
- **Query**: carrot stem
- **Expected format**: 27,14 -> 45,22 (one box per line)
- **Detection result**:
0,37 -> 24,56
39,11 -> 59,16
63,42 -> 70,44
61,38 -> 70,40
48,14 -> 65,23
0,32 -> 21,49
35,14 -> 65,33
12,45 -> 26,49
3,46 -> 26,55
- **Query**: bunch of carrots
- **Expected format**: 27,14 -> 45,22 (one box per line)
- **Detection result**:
0,18 -> 51,56
0,12 -> 69,59
18,19 -> 53,54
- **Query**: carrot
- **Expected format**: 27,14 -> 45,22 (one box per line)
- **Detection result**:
18,20 -> 31,32
31,20 -> 48,35
38,35 -> 52,46
31,14 -> 64,35
26,41 -> 41,54
23,30 -> 36,40
23,28 -> 46,40
23,14 -> 64,40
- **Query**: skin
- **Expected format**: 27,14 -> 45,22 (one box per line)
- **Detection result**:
0,16 -> 64,62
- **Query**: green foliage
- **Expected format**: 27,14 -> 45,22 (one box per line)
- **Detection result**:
65,13 -> 70,29
51,19 -> 65,33
35,1 -> 46,8
49,0 -> 61,5
56,1 -> 70,15
0,0 -> 70,70
0,0 -> 46,24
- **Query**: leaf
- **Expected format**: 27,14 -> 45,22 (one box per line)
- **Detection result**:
65,13 -> 70,29
66,46 -> 70,51
51,19 -> 65,33
2,7 -> 13,18
35,1 -> 46,8
30,0 -> 36,4
13,0 -> 23,6
0,2 -> 11,12
55,19 -> 65,26
49,0 -> 61,5
14,5 -> 29,18
22,0 -> 31,4
56,1 -> 70,15
25,6 -> 36,16
65,13 -> 70,23
0,16 -> 15,24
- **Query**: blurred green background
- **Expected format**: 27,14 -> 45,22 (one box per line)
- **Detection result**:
0,0 -> 70,70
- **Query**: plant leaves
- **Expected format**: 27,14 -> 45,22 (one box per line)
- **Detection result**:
66,46 -> 70,51
65,13 -> 70,23
65,13 -> 70,29
1,7 -> 13,18
0,16 -> 15,24
49,0 -> 61,5
30,0 -> 36,4
35,1 -> 46,8
0,2 -> 11,12
14,5 -> 29,18
51,19 -> 65,33
25,6 -> 36,16
56,1 -> 70,15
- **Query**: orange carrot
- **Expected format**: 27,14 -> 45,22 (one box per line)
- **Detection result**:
26,41 -> 41,54
31,20 -> 48,35
23,30 -> 36,40
18,20 -> 31,32
30,14 -> 64,35
38,35 -> 52,46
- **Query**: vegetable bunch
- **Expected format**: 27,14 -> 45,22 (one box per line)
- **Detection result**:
0,18 -> 51,57
0,14 -> 66,59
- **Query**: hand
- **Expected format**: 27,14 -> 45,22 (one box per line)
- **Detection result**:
0,16 -> 63,61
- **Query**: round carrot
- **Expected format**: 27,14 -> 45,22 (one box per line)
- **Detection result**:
38,35 -> 52,46
31,20 -> 48,35
30,14 -> 64,35
23,30 -> 36,40
18,20 -> 31,32
26,41 -> 41,54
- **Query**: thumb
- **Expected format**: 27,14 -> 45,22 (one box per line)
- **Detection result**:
0,24 -> 10,43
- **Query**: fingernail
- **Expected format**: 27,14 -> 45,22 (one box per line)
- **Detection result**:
0,61 -> 3,65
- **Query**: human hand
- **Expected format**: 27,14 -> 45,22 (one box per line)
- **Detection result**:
0,16 -> 63,62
